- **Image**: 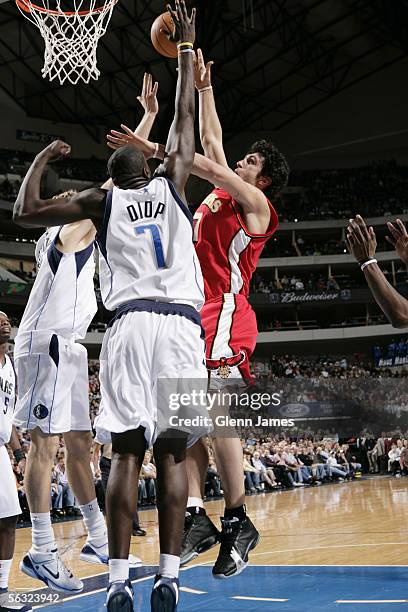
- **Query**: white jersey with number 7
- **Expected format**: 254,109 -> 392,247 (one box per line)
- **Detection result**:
97,176 -> 205,312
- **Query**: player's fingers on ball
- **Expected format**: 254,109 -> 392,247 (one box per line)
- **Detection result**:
179,0 -> 187,19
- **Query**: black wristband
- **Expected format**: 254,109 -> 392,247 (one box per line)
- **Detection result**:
13,448 -> 25,463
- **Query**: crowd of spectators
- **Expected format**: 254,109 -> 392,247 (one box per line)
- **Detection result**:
7,348 -> 408,524
279,160 -> 408,222
373,338 -> 408,367
251,272 -> 341,294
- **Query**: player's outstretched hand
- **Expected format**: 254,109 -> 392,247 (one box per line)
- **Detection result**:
107,125 -> 156,159
41,140 -> 71,162
386,219 -> 408,266
137,73 -> 159,115
194,48 -> 214,90
346,214 -> 377,262
167,0 -> 196,45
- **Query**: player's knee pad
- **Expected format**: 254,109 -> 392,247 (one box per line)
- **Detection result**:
111,427 -> 148,457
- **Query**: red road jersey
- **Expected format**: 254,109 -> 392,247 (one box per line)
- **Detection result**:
193,188 -> 279,301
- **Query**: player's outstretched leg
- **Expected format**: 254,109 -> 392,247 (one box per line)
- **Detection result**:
0,516 -> 32,612
211,436 -> 260,579
63,431 -> 141,568
150,435 -> 188,612
105,428 -> 146,612
181,438 -> 220,566
20,429 -> 83,593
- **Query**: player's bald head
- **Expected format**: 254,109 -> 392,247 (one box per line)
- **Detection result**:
107,145 -> 150,189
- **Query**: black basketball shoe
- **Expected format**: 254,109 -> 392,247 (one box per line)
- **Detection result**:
180,512 -> 220,566
151,575 -> 179,612
212,515 -> 260,579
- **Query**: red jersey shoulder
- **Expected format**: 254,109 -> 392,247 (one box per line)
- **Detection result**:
199,189 -> 231,214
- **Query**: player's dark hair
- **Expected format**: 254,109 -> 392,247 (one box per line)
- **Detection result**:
107,145 -> 147,189
247,140 -> 289,199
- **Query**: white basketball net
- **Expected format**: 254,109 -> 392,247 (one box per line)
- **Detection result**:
16,0 -> 118,85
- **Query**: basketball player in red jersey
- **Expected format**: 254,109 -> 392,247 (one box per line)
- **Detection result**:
107,51 -> 289,577
180,49 -> 289,578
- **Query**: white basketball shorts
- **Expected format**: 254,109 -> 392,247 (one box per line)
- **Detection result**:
96,310 -> 210,447
0,445 -> 21,519
13,331 -> 91,434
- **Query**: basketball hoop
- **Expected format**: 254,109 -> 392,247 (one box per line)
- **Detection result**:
15,0 -> 119,85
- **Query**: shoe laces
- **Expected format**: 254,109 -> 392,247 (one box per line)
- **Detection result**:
55,556 -> 74,578
183,512 -> 194,534
219,517 -> 240,554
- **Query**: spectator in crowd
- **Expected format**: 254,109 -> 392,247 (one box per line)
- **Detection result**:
388,441 -> 403,475
140,451 -> 156,505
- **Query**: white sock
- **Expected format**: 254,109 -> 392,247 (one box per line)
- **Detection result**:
187,497 -> 204,509
159,554 -> 180,579
109,559 -> 129,583
78,498 -> 107,549
30,512 -> 56,558
0,559 -> 12,589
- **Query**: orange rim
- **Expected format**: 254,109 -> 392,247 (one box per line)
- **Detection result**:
15,0 -> 119,16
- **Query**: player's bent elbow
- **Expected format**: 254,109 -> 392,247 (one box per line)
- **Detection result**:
12,210 -> 28,227
13,208 -> 37,228
390,312 -> 408,328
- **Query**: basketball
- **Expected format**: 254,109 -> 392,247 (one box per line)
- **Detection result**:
150,12 -> 178,59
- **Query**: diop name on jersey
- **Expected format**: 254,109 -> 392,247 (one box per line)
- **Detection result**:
126,201 -> 166,222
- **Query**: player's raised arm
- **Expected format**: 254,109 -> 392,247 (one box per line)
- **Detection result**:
107,131 -> 269,216
135,72 -> 159,139
155,0 -> 196,199
347,215 -> 408,328
13,140 -> 106,229
194,48 -> 228,170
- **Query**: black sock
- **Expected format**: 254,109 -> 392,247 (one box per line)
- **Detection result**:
224,505 -> 246,521
186,506 -> 206,517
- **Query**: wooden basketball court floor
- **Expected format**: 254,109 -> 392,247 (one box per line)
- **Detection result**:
8,477 -> 408,610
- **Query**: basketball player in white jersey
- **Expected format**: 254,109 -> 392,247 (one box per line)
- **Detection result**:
0,311 -> 32,612
12,73 -> 160,594
14,2 -> 206,609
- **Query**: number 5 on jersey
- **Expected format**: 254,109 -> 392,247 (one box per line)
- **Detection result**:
135,224 -> 166,269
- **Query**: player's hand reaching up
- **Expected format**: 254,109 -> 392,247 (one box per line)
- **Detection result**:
386,219 -> 408,266
40,140 -> 71,161
107,125 -> 158,159
194,48 -> 214,90
167,0 -> 196,45
346,215 -> 377,262
137,73 -> 159,115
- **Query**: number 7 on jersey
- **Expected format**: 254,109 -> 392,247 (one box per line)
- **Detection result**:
135,224 -> 167,269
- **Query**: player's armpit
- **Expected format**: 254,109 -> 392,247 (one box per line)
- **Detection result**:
58,220 -> 97,253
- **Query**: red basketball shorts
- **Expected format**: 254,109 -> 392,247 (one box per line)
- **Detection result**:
201,293 -> 257,385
